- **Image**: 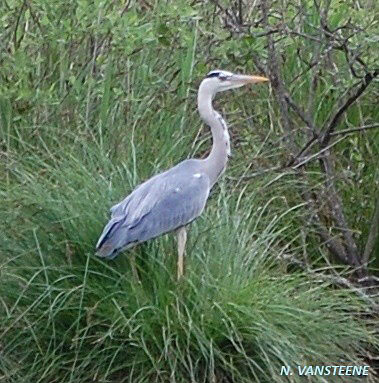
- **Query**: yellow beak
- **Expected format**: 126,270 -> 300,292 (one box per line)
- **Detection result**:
242,75 -> 270,84
230,74 -> 269,86
248,75 -> 270,83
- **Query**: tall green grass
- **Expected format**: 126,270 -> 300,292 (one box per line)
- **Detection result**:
1,126 -> 377,382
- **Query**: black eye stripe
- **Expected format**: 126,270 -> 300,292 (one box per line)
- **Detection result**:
205,72 -> 230,81
206,72 -> 220,78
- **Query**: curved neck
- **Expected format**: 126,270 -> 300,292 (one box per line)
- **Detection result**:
198,84 -> 230,187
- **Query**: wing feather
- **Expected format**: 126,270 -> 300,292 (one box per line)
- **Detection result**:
96,160 -> 210,258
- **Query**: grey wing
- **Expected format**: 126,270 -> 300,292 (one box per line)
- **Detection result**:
96,169 -> 210,258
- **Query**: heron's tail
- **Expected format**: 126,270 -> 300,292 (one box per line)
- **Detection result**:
96,216 -> 124,259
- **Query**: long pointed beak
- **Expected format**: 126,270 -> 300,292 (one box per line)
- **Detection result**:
233,74 -> 269,84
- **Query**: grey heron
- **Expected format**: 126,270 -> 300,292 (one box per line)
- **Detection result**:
96,70 -> 269,280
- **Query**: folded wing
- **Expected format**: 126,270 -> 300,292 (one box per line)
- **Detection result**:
96,160 -> 210,258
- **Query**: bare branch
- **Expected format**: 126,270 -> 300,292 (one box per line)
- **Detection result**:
12,0 -> 27,50
330,123 -> 379,136
318,153 -> 363,273
237,135 -> 346,183
261,0 -> 298,156
292,136 -> 345,169
281,123 -> 379,168
239,122 -> 376,182
280,252 -> 379,310
284,92 -> 318,137
297,186 -> 354,267
321,70 -> 379,147
284,136 -> 318,168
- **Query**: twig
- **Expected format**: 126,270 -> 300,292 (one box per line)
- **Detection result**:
284,92 -> 318,137
291,136 -> 345,169
330,124 -> 379,136
318,153 -> 362,272
284,123 -> 379,168
238,134 -> 346,182
321,70 -> 379,147
262,0 -> 298,155
284,136 -> 318,168
279,253 -> 379,310
12,0 -> 27,50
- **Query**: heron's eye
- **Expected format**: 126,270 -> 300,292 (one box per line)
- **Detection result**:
206,72 -> 220,78
218,75 -> 229,81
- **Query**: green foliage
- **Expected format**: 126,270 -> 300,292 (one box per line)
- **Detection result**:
0,146 -> 376,382
0,0 -> 378,382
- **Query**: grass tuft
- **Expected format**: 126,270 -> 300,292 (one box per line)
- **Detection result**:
1,139 -> 377,382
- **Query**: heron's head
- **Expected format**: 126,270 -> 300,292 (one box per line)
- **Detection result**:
200,70 -> 269,96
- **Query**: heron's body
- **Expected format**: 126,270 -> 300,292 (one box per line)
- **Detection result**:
96,70 -> 268,278
96,159 -> 210,259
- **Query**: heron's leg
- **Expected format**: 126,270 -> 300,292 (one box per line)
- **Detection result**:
130,252 -> 141,284
176,226 -> 187,281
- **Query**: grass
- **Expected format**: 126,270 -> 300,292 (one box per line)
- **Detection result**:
1,133 -> 377,382
1,0 -> 378,382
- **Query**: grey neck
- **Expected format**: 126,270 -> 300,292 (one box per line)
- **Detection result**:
197,85 -> 230,187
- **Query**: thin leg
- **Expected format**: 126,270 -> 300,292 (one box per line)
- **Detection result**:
176,226 -> 187,281
130,252 -> 141,284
